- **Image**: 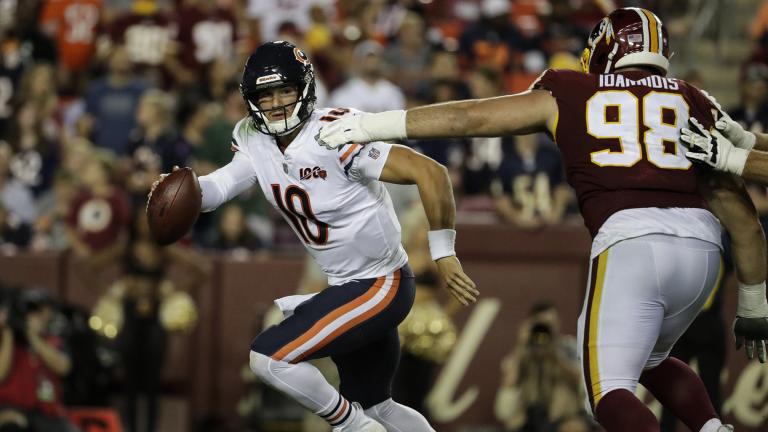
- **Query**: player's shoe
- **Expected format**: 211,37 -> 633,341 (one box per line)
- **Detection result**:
717,425 -> 734,432
331,402 -> 386,432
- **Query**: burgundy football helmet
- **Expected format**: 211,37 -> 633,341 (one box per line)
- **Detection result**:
580,7 -> 670,75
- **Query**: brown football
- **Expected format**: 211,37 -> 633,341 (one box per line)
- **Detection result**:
146,167 -> 202,245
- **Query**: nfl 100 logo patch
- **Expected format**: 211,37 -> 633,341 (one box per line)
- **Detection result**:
368,147 -> 380,160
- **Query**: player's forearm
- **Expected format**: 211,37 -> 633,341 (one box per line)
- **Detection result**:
198,155 -> 256,212
407,92 -> 552,139
198,176 -> 228,212
743,150 -> 768,184
754,132 -> 768,152
703,173 -> 767,284
726,199 -> 766,285
415,162 -> 455,230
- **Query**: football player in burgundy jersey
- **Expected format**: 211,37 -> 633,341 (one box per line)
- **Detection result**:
319,7 -> 768,432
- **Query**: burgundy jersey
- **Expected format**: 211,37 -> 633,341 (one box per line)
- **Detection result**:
109,12 -> 174,67
533,69 -> 715,237
66,187 -> 131,251
174,6 -> 237,73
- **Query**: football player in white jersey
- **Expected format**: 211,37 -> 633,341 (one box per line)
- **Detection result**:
151,41 -> 477,432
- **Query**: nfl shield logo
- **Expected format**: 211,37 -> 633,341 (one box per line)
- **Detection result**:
368,148 -> 380,160
283,163 -> 289,174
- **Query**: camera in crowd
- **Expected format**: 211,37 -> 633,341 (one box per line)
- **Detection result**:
527,322 -> 553,348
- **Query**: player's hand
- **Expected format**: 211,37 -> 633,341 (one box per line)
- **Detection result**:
733,316 -> 768,363
435,256 -> 478,306
701,90 -> 756,150
317,113 -> 369,150
680,118 -> 749,175
146,166 -> 179,211
317,110 -> 407,149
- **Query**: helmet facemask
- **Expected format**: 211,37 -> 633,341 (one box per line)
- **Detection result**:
245,78 -> 316,136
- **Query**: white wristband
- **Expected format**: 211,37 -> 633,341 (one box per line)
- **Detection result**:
725,147 -> 749,176
360,110 -> 407,141
428,229 -> 456,261
737,281 -> 768,318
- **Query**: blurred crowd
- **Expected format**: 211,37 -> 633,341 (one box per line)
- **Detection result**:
0,0 -> 746,255
0,0 -> 626,257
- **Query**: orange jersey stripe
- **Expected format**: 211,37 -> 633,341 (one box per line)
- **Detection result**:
292,270 -> 402,363
339,144 -> 360,163
272,275 -> 387,361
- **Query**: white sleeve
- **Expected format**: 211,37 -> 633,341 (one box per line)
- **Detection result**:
198,151 -> 257,212
345,142 -> 392,182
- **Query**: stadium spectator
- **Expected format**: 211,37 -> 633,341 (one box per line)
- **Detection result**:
751,1 -> 768,51
495,302 -> 587,432
29,171 -> 76,252
118,209 -> 208,432
246,0 -> 335,45
728,63 -> 768,134
195,83 -> 244,175
107,0 -> 175,86
83,44 -> 149,155
382,12 -> 431,96
304,4 -> 334,55
39,0 -> 103,74
0,288 -> 78,432
203,203 -> 263,254
0,143 -> 37,229
493,134 -> 572,229
167,0 -> 238,86
125,89 -> 190,201
458,0 -> 527,73
328,40 -> 406,113
5,101 -> 59,199
65,152 -> 130,261
458,67 -> 508,197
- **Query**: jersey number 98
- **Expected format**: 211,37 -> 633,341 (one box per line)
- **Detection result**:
587,91 -> 691,170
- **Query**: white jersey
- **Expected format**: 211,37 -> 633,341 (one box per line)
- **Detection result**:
199,108 -> 407,285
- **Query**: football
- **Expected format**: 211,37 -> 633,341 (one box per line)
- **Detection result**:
146,167 -> 202,245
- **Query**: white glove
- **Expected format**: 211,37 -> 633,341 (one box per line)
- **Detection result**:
316,110 -> 407,150
734,282 -> 768,363
680,118 -> 749,175
700,90 -> 756,150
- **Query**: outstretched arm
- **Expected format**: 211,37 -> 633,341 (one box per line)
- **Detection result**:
743,150 -> 768,184
379,145 -> 478,305
198,151 -> 258,212
699,171 -> 768,362
405,90 -> 558,139
318,90 -> 558,148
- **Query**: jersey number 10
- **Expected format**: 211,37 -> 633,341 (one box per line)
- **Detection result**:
587,91 -> 691,170
271,184 -> 329,245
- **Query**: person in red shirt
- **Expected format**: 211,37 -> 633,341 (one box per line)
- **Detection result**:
0,288 -> 78,432
39,0 -> 103,73
65,155 -> 130,262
